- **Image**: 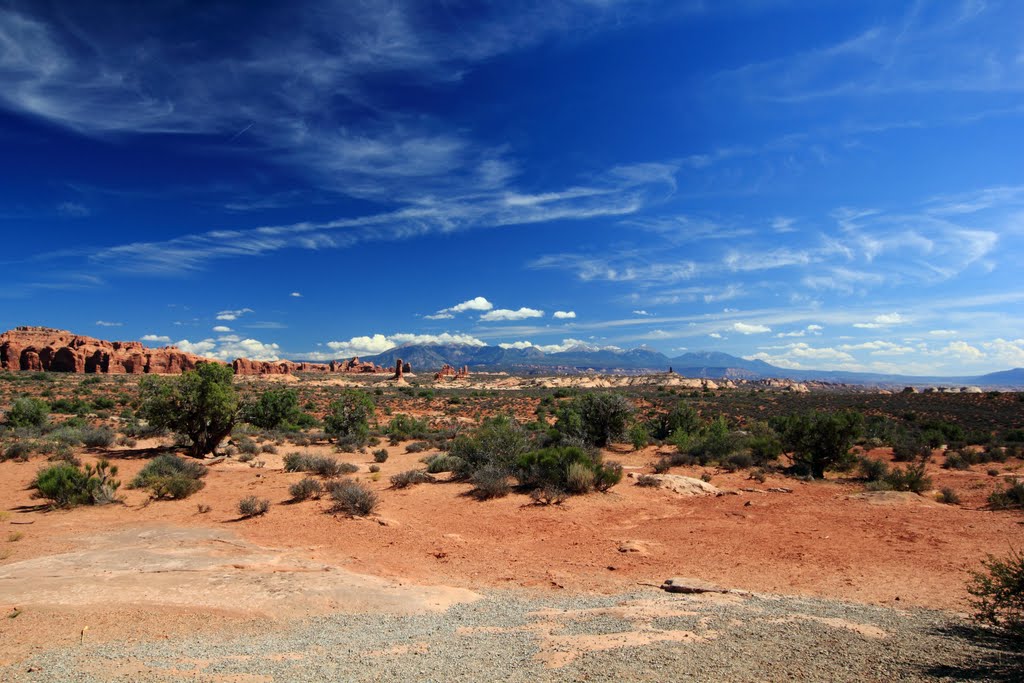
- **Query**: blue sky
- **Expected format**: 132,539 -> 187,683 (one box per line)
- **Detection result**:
2,0 -> 1023,374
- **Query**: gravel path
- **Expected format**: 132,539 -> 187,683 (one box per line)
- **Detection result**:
2,589 -> 1019,682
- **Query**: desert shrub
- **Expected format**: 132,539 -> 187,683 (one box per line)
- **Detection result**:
386,414 -> 430,441
2,441 -> 33,462
130,454 -> 207,499
260,443 -> 278,454
138,363 -> 238,457
372,448 -> 389,463
686,416 -> 739,465
424,454 -> 461,473
236,437 -> 259,455
448,415 -> 530,480
774,410 -> 864,479
238,496 -> 270,517
5,398 -> 49,428
892,433 -> 931,462
32,459 -> 120,507
938,487 -> 961,505
81,426 -> 115,448
48,397 -> 89,415
635,474 -> 661,487
283,452 -> 311,472
530,486 -> 567,506
566,461 -> 596,494
405,441 -> 430,453
289,477 -> 323,501
323,390 -> 375,446
242,388 -> 310,431
469,466 -> 510,500
989,480 -> 1024,510
721,452 -> 755,472
1005,429 -> 1024,443
878,463 -> 932,493
594,460 -> 623,492
328,480 -> 378,516
747,435 -> 783,465
553,393 -> 633,447
516,446 -> 594,490
652,402 -> 701,440
390,469 -> 434,488
969,548 -> 1024,638
988,468 -> 1001,477
858,456 -> 890,482
368,464 -> 380,473
628,423 -> 649,451
943,450 -> 973,470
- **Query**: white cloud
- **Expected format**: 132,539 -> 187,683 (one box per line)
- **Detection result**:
141,334 -> 171,343
853,312 -> 905,328
982,338 -> 1024,367
326,332 -> 487,357
212,325 -> 232,333
709,332 -> 724,339
775,330 -> 806,338
174,336 -> 282,361
216,307 -> 254,321
838,340 -> 914,355
95,320 -> 122,327
928,329 -> 958,337
807,324 -> 824,332
480,307 -> 544,321
934,340 -> 984,361
732,322 -> 771,334
498,341 -> 536,350
428,296 -> 493,319
533,339 -> 621,354
632,310 -> 651,316
745,342 -> 856,369
290,292 -> 302,297
57,201 -> 90,217
553,310 -> 576,319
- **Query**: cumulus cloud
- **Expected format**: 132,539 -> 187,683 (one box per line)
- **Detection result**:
95,320 -> 122,327
709,332 -> 724,339
325,332 -> 487,357
212,325 -> 232,333
983,338 -> 1024,366
853,312 -> 905,329
480,307 -> 544,322
934,340 -> 984,361
426,296 -> 494,319
498,340 -> 536,350
732,322 -> 771,334
141,334 -> 171,343
174,336 -> 282,361
290,292 -> 302,297
216,307 -> 254,321
553,310 -> 576,319
632,310 -> 651,316
807,324 -> 824,332
745,342 -> 856,369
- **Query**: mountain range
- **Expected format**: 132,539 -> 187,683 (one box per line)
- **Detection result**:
353,342 -> 1024,388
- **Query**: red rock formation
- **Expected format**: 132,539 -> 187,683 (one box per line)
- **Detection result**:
392,359 -> 404,381
0,327 -> 213,375
0,327 -> 388,376
434,364 -> 470,380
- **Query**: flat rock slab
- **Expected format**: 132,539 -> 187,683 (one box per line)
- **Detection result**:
0,525 -> 478,618
661,577 -> 730,594
627,473 -> 721,497
847,491 -> 940,506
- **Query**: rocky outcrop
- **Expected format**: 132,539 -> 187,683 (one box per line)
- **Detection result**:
392,359 -> 404,381
0,327 -> 212,375
0,327 -> 387,376
434,364 -> 470,381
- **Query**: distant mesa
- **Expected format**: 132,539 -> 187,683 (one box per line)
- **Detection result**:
0,326 -> 384,376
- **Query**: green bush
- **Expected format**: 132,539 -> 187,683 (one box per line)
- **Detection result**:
5,397 -> 49,428
242,388 -> 309,431
48,397 -> 90,415
858,456 -> 889,482
328,480 -> 378,516
774,410 -> 864,479
130,454 -> 207,499
686,416 -> 739,465
390,469 -> 434,488
324,389 -> 375,446
289,477 -> 323,501
938,487 -> 961,505
892,433 -> 931,462
629,423 -> 649,451
553,393 -> 633,447
2,441 -> 33,462
424,454 -> 462,473
81,426 -> 115,448
653,402 -> 701,440
386,414 -> 430,441
238,495 -> 270,517
871,463 -> 932,493
989,480 -> 1024,510
138,363 -> 238,457
448,415 -> 530,480
469,466 -> 510,500
372,448 -> 389,463
969,548 -> 1024,638
32,459 -> 120,507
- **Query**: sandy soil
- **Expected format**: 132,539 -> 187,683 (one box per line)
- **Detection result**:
1,428 -> 1021,680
